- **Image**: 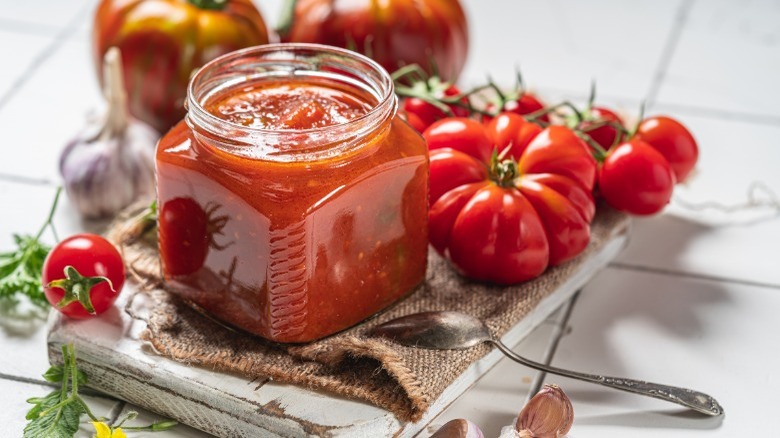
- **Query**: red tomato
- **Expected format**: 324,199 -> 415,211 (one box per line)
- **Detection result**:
426,119 -> 597,284
581,106 -> 625,150
599,140 -> 676,215
42,234 -> 125,319
484,112 -> 543,160
484,92 -> 550,123
94,0 -> 270,132
634,116 -> 698,182
279,0 -> 469,81
402,85 -> 470,131
398,109 -> 427,133
159,197 -> 210,276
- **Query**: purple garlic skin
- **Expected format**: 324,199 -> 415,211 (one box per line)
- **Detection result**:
60,118 -> 157,219
60,47 -> 159,219
516,384 -> 574,438
430,419 -> 484,438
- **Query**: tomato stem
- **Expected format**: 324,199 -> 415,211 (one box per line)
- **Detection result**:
188,0 -> 229,11
47,266 -> 114,314
489,149 -> 519,187
34,187 -> 62,243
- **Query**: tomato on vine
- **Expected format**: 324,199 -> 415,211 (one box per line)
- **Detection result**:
634,115 -> 698,183
425,117 -> 596,284
579,106 -> 625,150
42,234 -> 125,319
598,139 -> 676,215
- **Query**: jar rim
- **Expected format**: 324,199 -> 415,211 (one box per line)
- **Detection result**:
186,43 -> 396,137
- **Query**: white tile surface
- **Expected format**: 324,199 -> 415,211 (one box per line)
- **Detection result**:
0,34 -> 103,181
459,0 -> 684,100
553,267 -> 776,437
615,113 -> 780,286
0,0 -> 94,29
654,0 -> 780,117
0,29 -> 52,100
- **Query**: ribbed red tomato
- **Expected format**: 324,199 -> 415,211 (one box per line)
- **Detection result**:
93,0 -> 270,132
425,117 -> 597,284
279,0 -> 469,81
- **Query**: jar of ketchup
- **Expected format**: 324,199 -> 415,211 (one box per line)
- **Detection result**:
155,44 -> 428,343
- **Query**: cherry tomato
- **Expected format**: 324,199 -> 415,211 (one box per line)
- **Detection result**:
398,109 -> 427,133
484,92 -> 550,123
42,234 -> 125,319
279,0 -> 469,81
159,197 -> 210,276
426,119 -> 596,284
599,140 -> 676,215
581,106 -> 625,150
634,116 -> 698,182
403,85 -> 470,131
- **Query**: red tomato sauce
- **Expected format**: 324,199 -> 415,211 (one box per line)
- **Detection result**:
156,77 -> 428,343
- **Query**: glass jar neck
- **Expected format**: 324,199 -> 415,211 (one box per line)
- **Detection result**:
186,44 -> 397,163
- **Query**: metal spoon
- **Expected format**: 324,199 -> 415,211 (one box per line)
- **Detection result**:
369,311 -> 724,416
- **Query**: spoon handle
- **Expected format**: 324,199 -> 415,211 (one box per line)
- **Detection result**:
490,339 -> 724,416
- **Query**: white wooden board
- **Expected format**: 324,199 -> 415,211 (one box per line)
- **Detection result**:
47,229 -> 627,438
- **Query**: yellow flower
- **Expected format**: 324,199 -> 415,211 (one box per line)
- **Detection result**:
92,421 -> 127,438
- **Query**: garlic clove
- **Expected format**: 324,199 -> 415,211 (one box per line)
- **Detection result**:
430,419 -> 484,438
60,47 -> 158,219
515,384 -> 573,438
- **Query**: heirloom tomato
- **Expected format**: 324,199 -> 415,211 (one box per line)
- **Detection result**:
425,117 -> 597,284
42,234 -> 125,319
93,0 -> 270,132
278,0 -> 469,81
599,139 -> 676,216
634,116 -> 698,182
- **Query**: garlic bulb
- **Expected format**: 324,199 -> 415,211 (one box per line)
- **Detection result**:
515,384 -> 573,438
430,419 -> 484,438
60,47 -> 158,219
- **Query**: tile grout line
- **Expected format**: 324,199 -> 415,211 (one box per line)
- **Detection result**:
0,17 -> 64,38
644,0 -> 695,108
0,173 -> 54,186
0,2 -> 92,112
609,262 -> 780,291
524,290 -> 581,402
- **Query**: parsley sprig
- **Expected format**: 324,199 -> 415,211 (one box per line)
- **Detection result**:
0,187 -> 62,312
25,344 -> 177,437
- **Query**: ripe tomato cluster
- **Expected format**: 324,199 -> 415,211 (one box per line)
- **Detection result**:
397,70 -> 698,284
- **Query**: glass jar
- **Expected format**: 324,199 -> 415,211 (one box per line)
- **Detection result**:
155,44 -> 428,343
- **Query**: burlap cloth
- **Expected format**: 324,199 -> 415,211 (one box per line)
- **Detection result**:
108,204 -> 628,423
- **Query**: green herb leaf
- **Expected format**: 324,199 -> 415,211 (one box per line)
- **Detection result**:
0,233 -> 51,309
23,391 -> 84,438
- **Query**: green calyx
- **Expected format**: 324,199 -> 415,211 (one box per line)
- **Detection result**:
490,149 -> 519,187
47,266 -> 114,314
188,0 -> 229,11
